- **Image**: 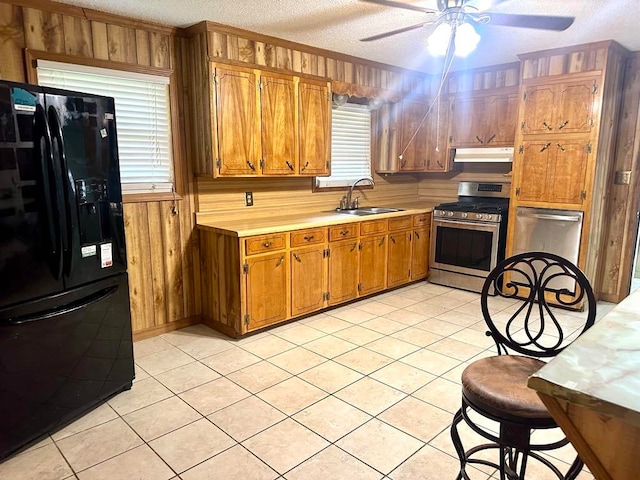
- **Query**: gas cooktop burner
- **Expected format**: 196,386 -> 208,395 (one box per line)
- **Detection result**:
435,201 -> 509,214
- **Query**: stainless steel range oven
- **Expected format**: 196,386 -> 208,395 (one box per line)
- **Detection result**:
429,182 -> 510,293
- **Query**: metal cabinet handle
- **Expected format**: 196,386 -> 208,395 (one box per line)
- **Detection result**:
293,253 -> 302,263
475,135 -> 484,144
558,120 -> 569,130
389,235 -> 396,244
262,241 -> 272,248
542,121 -> 553,131
378,237 -> 385,247
340,230 -> 349,236
350,242 -> 357,252
414,231 -> 420,239
540,142 -> 552,153
300,161 -> 309,172
486,134 -> 496,144
247,160 -> 256,171
303,235 -> 314,241
275,256 -> 284,267
286,161 -> 294,171
556,143 -> 566,152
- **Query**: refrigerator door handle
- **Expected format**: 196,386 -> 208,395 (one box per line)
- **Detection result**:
1,286 -> 118,326
35,104 -> 63,280
48,106 -> 76,277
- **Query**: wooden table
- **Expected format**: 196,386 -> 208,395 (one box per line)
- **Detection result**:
528,289 -> 640,480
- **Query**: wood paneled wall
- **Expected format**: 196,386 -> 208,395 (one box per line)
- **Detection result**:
0,0 -> 200,338
599,53 -> 640,302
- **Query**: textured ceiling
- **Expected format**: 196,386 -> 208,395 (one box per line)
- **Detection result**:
56,0 -> 640,74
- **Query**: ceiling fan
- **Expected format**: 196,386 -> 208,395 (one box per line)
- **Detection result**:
359,0 -> 575,46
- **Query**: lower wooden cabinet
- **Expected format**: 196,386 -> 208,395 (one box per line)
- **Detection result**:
245,252 -> 288,330
411,226 -> 430,280
290,245 -> 327,317
328,239 -> 359,305
199,211 -> 431,337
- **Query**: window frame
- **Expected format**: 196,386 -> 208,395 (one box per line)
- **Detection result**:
25,49 -> 182,203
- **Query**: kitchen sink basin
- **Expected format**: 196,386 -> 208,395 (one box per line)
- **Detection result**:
332,207 -> 404,216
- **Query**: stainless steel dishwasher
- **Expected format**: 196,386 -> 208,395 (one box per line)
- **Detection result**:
513,207 -> 584,291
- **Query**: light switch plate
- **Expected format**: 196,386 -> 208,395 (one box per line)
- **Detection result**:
614,170 -> 632,185
245,191 -> 254,206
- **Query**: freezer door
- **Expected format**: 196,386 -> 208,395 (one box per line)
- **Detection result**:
0,81 -> 66,310
0,273 -> 134,460
45,91 -> 126,289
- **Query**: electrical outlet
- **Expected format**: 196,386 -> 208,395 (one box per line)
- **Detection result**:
245,191 -> 254,206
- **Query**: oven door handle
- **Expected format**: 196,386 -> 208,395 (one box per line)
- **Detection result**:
434,219 -> 499,229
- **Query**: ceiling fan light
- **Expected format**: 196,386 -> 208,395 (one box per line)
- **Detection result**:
427,22 -> 453,56
454,22 -> 481,57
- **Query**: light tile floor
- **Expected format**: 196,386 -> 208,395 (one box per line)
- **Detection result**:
1,282 -> 614,480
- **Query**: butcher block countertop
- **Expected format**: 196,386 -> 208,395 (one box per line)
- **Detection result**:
196,202 -> 436,237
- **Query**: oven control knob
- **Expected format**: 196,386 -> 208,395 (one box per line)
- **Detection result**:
475,213 -> 483,220
486,215 -> 493,221
461,212 -> 468,218
447,211 -> 454,217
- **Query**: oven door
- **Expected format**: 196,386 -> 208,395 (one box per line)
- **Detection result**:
430,217 -> 500,277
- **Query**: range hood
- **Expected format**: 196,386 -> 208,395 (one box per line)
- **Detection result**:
454,147 -> 514,163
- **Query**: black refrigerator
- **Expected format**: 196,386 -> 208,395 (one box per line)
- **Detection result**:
0,80 -> 134,460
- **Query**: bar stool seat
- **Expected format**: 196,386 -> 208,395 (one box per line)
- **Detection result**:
462,355 -> 551,423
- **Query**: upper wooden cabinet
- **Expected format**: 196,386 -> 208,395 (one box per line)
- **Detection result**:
513,138 -> 592,206
376,98 -> 451,173
449,90 -> 518,147
520,77 -> 598,136
298,79 -> 331,176
205,63 -> 331,177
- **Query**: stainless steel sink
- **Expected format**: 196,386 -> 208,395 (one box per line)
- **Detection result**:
332,207 -> 404,216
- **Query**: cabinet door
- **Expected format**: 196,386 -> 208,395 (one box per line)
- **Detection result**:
214,66 -> 261,175
328,240 -> 359,305
261,74 -> 297,175
359,234 -> 388,296
387,230 -> 412,287
245,253 -> 288,331
521,84 -> 555,135
547,139 -> 590,205
299,79 -> 330,176
555,80 -> 596,134
516,141 -> 554,203
399,97 -> 429,171
449,96 -> 486,147
411,227 -> 430,280
425,100 -> 450,172
486,94 -> 517,146
290,247 -> 326,317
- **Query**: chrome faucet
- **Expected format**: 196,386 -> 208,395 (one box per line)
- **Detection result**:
344,177 -> 374,210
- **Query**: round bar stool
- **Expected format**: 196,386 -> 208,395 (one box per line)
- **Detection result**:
450,251 -> 596,480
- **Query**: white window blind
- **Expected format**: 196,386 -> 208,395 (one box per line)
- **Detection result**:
36,60 -> 173,194
317,102 -> 372,188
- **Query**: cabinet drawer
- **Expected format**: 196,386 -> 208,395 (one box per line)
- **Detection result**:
360,219 -> 388,236
329,224 -> 358,242
291,228 -> 326,247
245,233 -> 286,255
413,213 -> 431,227
389,216 -> 413,231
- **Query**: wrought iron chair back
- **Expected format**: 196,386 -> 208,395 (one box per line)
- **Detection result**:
480,251 -> 596,358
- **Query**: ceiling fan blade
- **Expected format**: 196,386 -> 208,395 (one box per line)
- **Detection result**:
360,22 -> 428,42
485,12 -> 575,31
359,0 -> 436,14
